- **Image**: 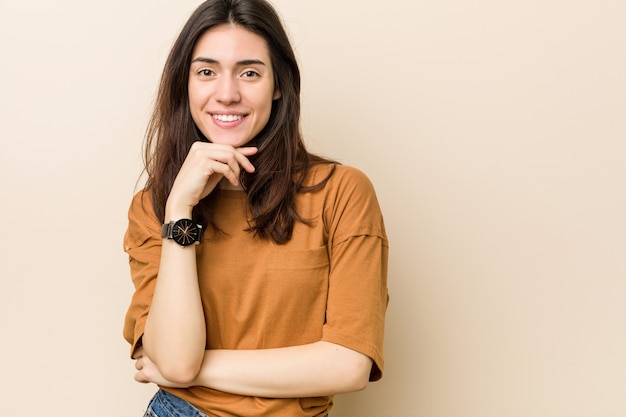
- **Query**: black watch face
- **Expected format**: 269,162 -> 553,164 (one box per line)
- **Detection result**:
172,219 -> 200,246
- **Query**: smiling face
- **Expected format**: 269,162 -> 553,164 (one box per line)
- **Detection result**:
188,24 -> 280,147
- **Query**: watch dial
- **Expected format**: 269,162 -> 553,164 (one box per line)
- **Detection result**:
172,219 -> 199,246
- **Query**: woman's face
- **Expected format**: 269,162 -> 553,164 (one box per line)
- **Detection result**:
188,24 -> 280,147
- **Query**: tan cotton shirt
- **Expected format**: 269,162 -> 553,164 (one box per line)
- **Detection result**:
123,164 -> 389,417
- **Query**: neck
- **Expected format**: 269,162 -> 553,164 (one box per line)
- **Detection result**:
220,178 -> 244,191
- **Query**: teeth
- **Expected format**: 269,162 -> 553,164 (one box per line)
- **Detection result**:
213,114 -> 243,122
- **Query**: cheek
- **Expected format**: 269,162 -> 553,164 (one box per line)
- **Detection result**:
188,80 -> 208,106
187,91 -> 206,133
188,87 -> 201,109
257,87 -> 276,115
188,94 -> 206,125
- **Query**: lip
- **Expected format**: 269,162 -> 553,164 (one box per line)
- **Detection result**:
209,111 -> 248,129
210,110 -> 247,115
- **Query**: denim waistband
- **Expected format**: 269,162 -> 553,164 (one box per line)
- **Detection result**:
144,389 -> 329,417
145,390 -> 208,417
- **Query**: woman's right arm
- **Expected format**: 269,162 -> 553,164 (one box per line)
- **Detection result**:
139,142 -> 257,384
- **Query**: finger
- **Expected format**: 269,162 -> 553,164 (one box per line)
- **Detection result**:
182,149 -> 240,188
229,148 -> 257,174
207,151 -> 248,184
192,144 -> 256,174
134,372 -> 148,384
201,149 -> 246,179
237,147 -> 258,156
182,144 -> 254,188
207,159 -> 242,187
198,145 -> 256,173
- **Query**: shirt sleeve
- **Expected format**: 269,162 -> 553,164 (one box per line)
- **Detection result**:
320,166 -> 389,381
122,190 -> 162,358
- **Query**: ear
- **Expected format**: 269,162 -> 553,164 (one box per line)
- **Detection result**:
273,88 -> 281,100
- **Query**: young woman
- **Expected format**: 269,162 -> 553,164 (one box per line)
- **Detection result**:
123,1 -> 389,416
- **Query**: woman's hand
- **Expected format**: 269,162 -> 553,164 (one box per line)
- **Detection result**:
133,346 -> 192,388
166,142 -> 257,217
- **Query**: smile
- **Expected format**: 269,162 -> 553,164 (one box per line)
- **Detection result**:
212,114 -> 245,122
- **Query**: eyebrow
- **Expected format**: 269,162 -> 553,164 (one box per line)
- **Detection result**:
190,57 -> 267,66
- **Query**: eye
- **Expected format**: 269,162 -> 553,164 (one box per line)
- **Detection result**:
241,70 -> 260,78
198,68 -> 215,77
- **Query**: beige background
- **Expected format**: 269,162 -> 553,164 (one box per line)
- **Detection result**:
1,0 -> 625,416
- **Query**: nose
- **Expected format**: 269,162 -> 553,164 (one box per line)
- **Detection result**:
214,76 -> 241,104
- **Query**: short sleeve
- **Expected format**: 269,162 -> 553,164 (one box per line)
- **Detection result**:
122,190 -> 162,358
320,167 -> 389,381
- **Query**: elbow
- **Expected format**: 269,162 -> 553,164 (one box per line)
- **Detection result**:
342,354 -> 372,393
346,377 -> 369,393
141,337 -> 204,385
321,342 -> 373,393
146,349 -> 202,385
352,373 -> 370,392
158,361 -> 201,385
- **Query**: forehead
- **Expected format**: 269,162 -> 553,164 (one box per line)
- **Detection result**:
192,24 -> 271,62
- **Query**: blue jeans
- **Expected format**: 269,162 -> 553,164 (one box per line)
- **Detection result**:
143,389 -> 329,417
143,390 -> 208,417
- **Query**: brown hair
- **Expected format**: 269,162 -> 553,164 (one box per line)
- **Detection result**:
143,0 -> 334,244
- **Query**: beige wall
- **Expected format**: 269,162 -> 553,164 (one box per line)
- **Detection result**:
1,1 -> 625,416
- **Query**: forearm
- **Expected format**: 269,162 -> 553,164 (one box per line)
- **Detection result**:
143,208 -> 206,383
192,341 -> 372,398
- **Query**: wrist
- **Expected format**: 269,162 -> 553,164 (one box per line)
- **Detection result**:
165,200 -> 193,221
193,350 -> 213,387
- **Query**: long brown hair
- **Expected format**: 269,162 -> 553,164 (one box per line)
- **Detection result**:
143,0 -> 334,244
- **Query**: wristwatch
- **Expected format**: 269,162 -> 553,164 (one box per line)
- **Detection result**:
161,219 -> 203,246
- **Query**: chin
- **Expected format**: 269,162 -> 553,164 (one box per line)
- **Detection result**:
213,139 -> 250,147
205,133 -> 250,147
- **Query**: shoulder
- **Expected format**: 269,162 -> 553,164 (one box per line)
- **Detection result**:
125,189 -> 161,246
128,189 -> 157,220
304,163 -> 386,239
305,163 -> 377,194
330,164 -> 376,191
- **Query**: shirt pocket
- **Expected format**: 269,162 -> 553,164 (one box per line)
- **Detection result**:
267,246 -> 329,271
264,246 -> 330,339
266,246 -> 330,310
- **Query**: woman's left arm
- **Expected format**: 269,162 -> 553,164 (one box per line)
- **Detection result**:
134,341 -> 372,398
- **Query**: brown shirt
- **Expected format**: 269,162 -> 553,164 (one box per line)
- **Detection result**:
123,164 -> 389,417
